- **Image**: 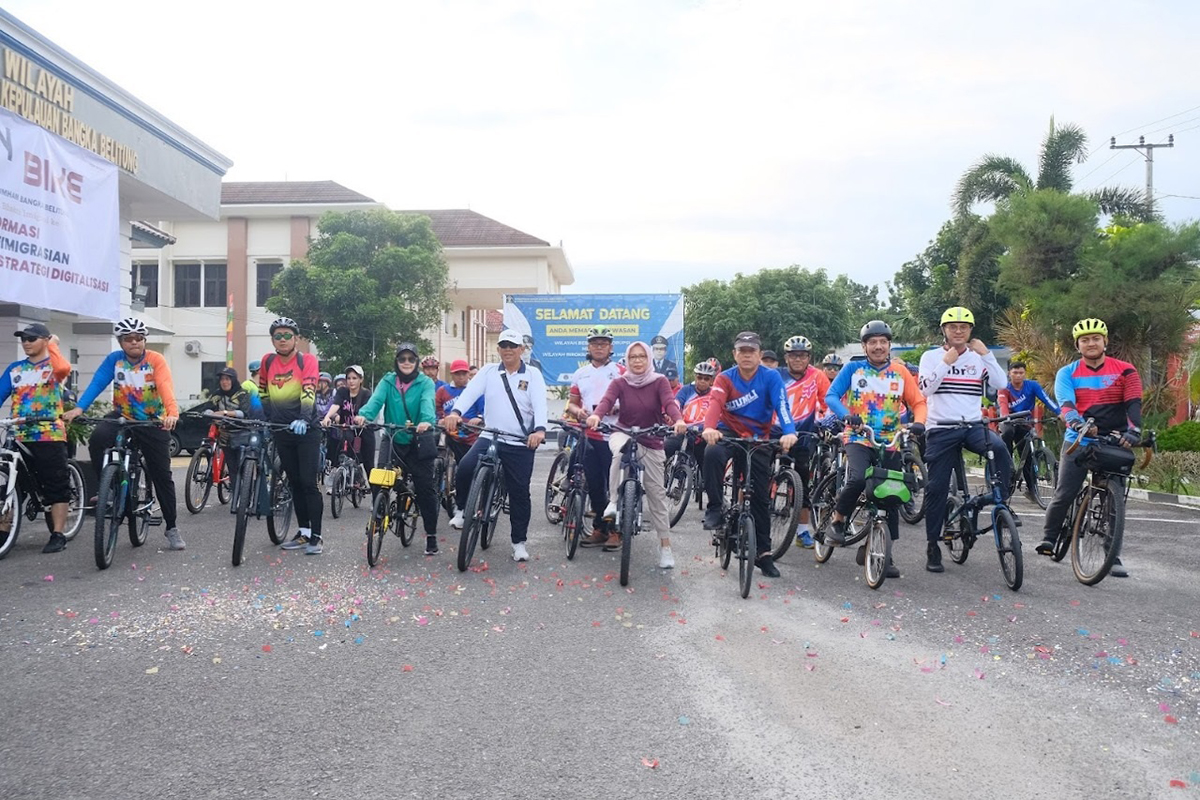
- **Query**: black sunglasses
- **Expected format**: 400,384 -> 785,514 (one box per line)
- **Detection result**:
19,335 -> 41,343
498,342 -> 521,349
396,354 -> 417,363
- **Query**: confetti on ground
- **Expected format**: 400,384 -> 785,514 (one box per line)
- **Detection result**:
678,716 -> 690,726
641,757 -> 659,769
402,664 -> 414,672
1164,715 -> 1178,725
1169,779 -> 1187,789
145,666 -> 159,674
43,575 -> 53,582
935,698 -> 952,707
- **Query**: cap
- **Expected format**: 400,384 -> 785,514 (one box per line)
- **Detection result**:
651,335 -> 669,346
733,331 -> 761,349
345,365 -> 364,377
449,359 -> 470,373
663,366 -> 680,382
498,329 -> 524,346
14,322 -> 50,339
761,350 -> 778,361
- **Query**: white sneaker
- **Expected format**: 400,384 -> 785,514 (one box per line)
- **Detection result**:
512,542 -> 529,562
659,546 -> 675,569
602,501 -> 617,522
449,510 -> 464,530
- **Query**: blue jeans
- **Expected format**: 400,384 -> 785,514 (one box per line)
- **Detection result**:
922,426 -> 1013,543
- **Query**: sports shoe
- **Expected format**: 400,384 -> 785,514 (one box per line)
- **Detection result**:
164,528 -> 186,551
703,507 -> 724,530
825,519 -> 846,545
512,542 -> 529,562
755,554 -> 781,578
926,541 -> 944,573
581,527 -> 608,547
449,510 -> 464,530
1035,538 -> 1056,556
602,501 -> 617,522
281,533 -> 308,550
1109,557 -> 1128,578
659,546 -> 675,569
425,536 -> 439,555
796,530 -> 815,549
305,537 -> 323,555
602,532 -> 622,551
885,558 -> 900,579
42,532 -> 68,554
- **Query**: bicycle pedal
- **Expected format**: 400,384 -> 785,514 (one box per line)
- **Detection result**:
147,516 -> 164,527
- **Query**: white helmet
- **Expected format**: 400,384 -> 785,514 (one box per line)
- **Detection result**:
270,317 -> 299,334
113,317 -> 147,336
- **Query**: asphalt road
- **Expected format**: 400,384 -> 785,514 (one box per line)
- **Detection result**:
1,452 -> 1197,800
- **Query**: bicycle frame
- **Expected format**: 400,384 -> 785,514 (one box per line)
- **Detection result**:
943,413 -> 1029,542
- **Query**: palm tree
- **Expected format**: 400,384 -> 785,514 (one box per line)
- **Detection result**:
953,117 -> 1151,220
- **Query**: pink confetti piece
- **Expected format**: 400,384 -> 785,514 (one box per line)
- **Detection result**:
1117,638 -> 1128,646
715,635 -> 725,641
641,757 -> 659,769
43,575 -> 53,582
262,645 -> 272,653
973,668 -> 986,680
953,635 -> 964,644
1069,599 -> 1080,606
1169,779 -> 1187,789
804,663 -> 816,672
1160,703 -> 1171,713
805,652 -> 819,658
935,697 -> 952,706
402,664 -> 414,672
1165,715 -> 1178,725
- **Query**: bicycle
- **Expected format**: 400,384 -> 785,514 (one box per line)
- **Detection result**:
552,421 -> 591,560
1050,420 -> 1155,585
327,424 -> 369,518
182,412 -> 233,513
364,424 -> 423,567
664,428 -> 704,528
432,431 -> 458,519
1008,417 -> 1059,510
765,447 -> 804,561
82,417 -> 163,570
544,422 -> 580,524
896,427 -> 927,524
0,417 -> 87,559
598,422 -> 674,587
713,435 -> 782,599
222,419 -> 295,566
937,412 -> 1029,591
456,424 -> 518,572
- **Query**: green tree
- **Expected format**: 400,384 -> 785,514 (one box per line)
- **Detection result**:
953,116 -> 1151,220
266,209 -> 452,379
682,267 -> 857,368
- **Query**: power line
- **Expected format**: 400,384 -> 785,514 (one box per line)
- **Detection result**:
1159,194 -> 1200,201
1141,114 -> 1200,138
1075,151 -> 1122,183
1111,104 -> 1200,138
1082,154 -> 1141,193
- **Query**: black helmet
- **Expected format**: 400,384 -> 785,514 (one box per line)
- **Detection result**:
859,320 -> 893,342
217,366 -> 239,381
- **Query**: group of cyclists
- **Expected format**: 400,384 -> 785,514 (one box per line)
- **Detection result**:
1,306 -> 1146,584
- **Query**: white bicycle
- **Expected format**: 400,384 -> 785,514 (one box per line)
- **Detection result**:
0,417 -> 87,559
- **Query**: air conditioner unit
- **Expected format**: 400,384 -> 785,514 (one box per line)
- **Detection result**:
184,340 -> 202,356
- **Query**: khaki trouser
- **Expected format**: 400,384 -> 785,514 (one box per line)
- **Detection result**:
607,431 -> 669,539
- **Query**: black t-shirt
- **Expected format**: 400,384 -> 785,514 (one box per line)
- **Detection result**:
330,386 -> 371,423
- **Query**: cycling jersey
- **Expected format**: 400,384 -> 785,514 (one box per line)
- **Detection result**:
703,366 -> 795,438
569,360 -> 623,440
436,384 -> 484,444
997,379 -> 1059,418
257,352 -> 318,424
778,365 -> 829,432
1054,357 -> 1142,443
78,349 -> 179,421
825,358 -> 926,445
918,346 -> 1007,425
0,340 -> 70,441
675,383 -> 714,425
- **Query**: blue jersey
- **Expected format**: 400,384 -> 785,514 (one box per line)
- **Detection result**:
705,366 -> 795,438
997,379 -> 1059,417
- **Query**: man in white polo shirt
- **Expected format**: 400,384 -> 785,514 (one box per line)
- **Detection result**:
444,329 -> 548,562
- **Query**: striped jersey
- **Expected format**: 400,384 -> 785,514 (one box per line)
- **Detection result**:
1054,357 -> 1142,443
78,349 -> 179,422
918,346 -> 1007,426
0,341 -> 71,441
702,366 -> 796,438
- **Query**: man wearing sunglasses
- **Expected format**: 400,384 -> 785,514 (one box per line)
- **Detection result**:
257,318 -> 324,555
1,323 -> 73,553
65,317 -> 184,551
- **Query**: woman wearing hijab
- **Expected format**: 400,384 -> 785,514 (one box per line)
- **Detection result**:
202,366 -> 255,479
587,341 -> 687,569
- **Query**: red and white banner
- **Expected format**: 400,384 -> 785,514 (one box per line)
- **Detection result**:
0,105 -> 119,320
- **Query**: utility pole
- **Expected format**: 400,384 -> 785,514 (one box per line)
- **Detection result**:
1110,133 -> 1175,215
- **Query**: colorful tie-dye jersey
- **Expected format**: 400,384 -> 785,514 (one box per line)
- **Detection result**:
0,341 -> 71,441
825,358 -> 926,446
78,350 -> 179,421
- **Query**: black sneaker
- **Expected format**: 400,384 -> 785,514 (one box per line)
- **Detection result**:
1110,557 -> 1128,578
926,541 -> 944,573
755,555 -> 781,578
885,558 -> 900,579
826,519 -> 846,545
424,536 -> 439,556
703,507 -> 724,530
42,532 -> 68,554
1035,538 -> 1056,556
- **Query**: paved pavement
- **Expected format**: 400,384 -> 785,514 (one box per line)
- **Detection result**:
1,452 -> 1198,799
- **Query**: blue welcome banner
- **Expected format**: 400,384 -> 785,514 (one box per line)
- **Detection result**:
504,294 -> 685,385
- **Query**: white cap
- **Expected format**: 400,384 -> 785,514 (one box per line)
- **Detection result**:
345,365 -> 364,377
498,329 -> 524,346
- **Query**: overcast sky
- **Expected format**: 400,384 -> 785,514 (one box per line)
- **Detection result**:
8,0 -> 1199,298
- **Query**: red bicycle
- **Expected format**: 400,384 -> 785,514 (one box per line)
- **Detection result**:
184,414 -> 233,513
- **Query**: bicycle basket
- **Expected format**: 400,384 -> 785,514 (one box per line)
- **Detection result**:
368,467 -> 397,488
1081,443 -> 1134,476
865,466 -> 914,507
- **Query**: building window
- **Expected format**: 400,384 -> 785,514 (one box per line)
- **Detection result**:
200,361 -> 226,396
174,262 -> 201,307
256,261 -> 284,307
203,262 -> 227,307
131,262 -> 159,308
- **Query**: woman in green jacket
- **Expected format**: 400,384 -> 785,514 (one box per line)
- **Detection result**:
353,342 -> 441,554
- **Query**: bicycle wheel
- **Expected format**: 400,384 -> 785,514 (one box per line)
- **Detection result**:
232,459 -> 255,567
350,465 -> 365,509
1030,448 -> 1057,510
544,450 -> 569,524
93,463 -> 123,570
483,471 -> 505,550
665,452 -> 694,528
216,458 -> 232,506
768,468 -> 802,561
864,516 -> 890,590
844,500 -> 871,546
457,463 -> 491,571
442,455 -> 457,518
1071,482 -> 1124,586
994,506 -> 1023,591
184,447 -> 213,514
811,473 -> 839,564
564,490 -> 585,560
127,471 -> 151,547
737,513 -> 754,599
366,490 -> 389,566
1052,493 -> 1079,562
619,481 -> 637,587
62,460 -> 86,541
398,488 -> 417,547
945,494 -> 973,564
329,469 -> 345,518
0,466 -> 22,559
265,469 -> 293,545
899,451 -> 927,524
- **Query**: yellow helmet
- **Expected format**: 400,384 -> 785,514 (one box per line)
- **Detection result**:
1072,318 -> 1108,341
940,306 -> 975,326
